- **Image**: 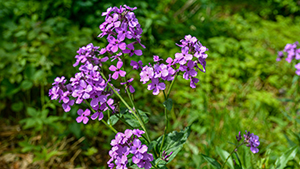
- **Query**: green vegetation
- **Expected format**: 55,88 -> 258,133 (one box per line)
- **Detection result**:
0,0 -> 300,168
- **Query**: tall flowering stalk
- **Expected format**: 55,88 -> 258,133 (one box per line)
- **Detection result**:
49,4 -> 209,168
220,131 -> 260,169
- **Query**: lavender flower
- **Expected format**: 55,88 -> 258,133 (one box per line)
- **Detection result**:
108,129 -> 153,169
130,60 -> 143,70
277,41 -> 300,75
109,61 -> 126,80
147,78 -> 166,95
76,109 -> 91,124
236,131 -> 242,142
236,131 -> 260,154
120,78 -> 135,93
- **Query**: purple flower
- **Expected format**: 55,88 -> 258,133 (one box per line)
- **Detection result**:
91,111 -> 104,121
161,150 -> 173,162
131,139 -> 148,164
130,60 -> 143,70
190,77 -> 199,88
126,12 -> 139,28
120,78 -> 135,93
109,61 -> 126,80
179,60 -> 197,80
76,109 -> 91,124
115,23 -> 130,41
123,43 -> 143,56
277,41 -> 300,75
175,46 -> 193,65
108,129 -> 153,169
140,66 -> 154,84
236,131 -> 242,142
147,78 -> 166,95
243,130 -> 260,154
107,35 -> 126,53
295,63 -> 300,75
153,55 -> 163,62
136,153 -> 153,169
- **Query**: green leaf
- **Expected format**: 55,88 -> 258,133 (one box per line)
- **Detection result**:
24,64 -> 36,81
274,146 -> 298,169
11,102 -> 23,112
27,107 -> 38,117
216,146 -> 234,169
45,150 -> 59,161
21,80 -> 33,90
83,147 -> 98,156
108,114 -> 119,126
123,110 -> 149,128
155,126 -> 191,167
201,154 -> 222,169
163,98 -> 173,111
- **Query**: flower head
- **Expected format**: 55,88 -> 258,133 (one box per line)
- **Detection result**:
108,129 -> 153,169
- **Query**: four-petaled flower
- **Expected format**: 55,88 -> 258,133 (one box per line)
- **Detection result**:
76,109 -> 91,124
147,78 -> 166,95
109,61 -> 126,80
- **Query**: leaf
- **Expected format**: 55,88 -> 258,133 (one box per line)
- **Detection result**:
83,147 -> 98,156
107,114 -> 119,126
21,80 -> 33,90
274,146 -> 298,169
163,98 -> 173,111
11,102 -> 23,112
24,64 -> 36,81
27,107 -> 38,117
155,126 -> 191,167
201,154 -> 222,169
216,146 -> 234,169
123,110 -> 149,128
45,150 -> 59,161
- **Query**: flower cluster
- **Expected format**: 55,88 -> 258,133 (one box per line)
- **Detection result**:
49,43 -> 116,124
139,55 -> 176,95
99,5 -> 144,58
277,41 -> 300,75
108,129 -> 153,169
236,131 -> 260,154
139,35 -> 208,95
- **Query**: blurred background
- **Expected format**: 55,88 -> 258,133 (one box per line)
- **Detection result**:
0,0 -> 300,168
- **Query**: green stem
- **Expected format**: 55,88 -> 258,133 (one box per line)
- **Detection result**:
100,72 -> 151,143
159,74 -> 178,152
166,73 -> 179,98
221,142 -> 244,169
160,106 -> 168,152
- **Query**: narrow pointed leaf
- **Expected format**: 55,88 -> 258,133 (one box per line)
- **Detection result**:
201,154 -> 222,169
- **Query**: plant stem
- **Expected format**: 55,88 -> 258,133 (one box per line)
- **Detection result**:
160,106 -> 168,152
100,72 -> 151,143
159,74 -> 178,152
221,142 -> 244,169
166,73 -> 179,98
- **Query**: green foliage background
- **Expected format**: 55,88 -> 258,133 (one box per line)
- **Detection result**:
0,0 -> 300,168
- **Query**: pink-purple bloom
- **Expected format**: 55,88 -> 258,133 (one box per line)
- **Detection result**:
109,61 -> 126,80
120,78 -> 135,93
236,131 -> 260,154
76,109 -> 91,124
277,41 -> 300,75
108,129 -> 153,169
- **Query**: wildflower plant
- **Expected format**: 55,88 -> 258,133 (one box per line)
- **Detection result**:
277,41 -> 300,75
49,5 -> 261,168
